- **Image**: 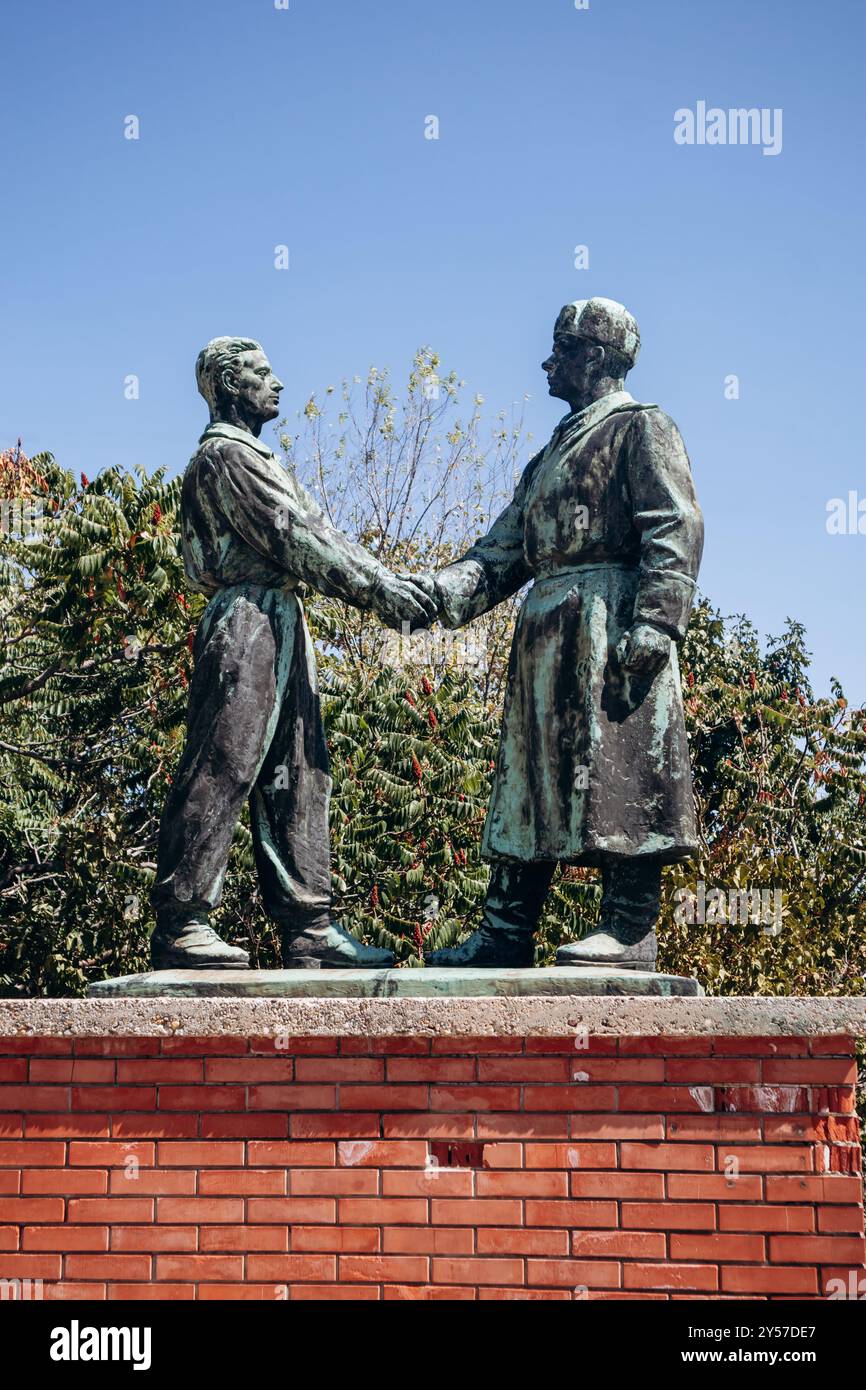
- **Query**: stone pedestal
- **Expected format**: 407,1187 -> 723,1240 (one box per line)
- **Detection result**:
0,994 -> 864,1301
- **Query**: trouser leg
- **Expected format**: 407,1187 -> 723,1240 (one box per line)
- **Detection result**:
150,588 -> 280,929
249,601 -> 332,933
599,856 -> 663,939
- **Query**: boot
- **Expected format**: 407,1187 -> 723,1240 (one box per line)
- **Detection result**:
426,924 -> 534,968
556,857 -> 661,970
151,916 -> 250,970
281,919 -> 394,970
425,861 -> 553,968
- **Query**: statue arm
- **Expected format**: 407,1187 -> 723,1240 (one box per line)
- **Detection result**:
433,450 -> 543,629
624,409 -> 704,642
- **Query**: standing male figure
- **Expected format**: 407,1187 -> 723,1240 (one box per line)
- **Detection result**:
150,337 -> 436,969
424,298 -> 704,969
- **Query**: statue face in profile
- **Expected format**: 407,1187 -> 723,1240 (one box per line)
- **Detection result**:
222,348 -> 284,428
541,333 -> 601,407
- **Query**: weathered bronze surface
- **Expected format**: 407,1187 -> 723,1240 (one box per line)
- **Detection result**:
424,299 -> 704,971
149,338 -> 435,971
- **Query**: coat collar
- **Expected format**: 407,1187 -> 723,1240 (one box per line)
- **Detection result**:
199,421 -> 276,459
551,390 -> 639,450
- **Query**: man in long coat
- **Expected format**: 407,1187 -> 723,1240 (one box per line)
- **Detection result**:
425,298 -> 704,969
149,337 -> 436,969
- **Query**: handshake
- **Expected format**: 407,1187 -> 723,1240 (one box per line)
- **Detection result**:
370,570 -> 442,632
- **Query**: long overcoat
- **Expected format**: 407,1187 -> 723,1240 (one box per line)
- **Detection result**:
435,391 -> 704,866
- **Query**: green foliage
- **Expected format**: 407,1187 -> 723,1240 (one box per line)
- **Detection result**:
1,375 -> 864,999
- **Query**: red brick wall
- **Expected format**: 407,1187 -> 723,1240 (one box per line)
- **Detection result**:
0,1033 -> 863,1301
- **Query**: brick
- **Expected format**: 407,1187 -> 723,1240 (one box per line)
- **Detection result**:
433,1257 -> 521,1286
204,1059 -> 294,1082
342,1086 -> 427,1111
340,1198 -> 427,1224
23,1226 -> 109,1251
337,1140 -> 428,1168
430,1086 -> 521,1113
623,1262 -> 718,1292
712,1037 -> 810,1057
157,1142 -> 244,1167
108,1283 -> 193,1299
382,1227 -> 473,1255
386,1059 -> 475,1083
0,1141 -> 65,1166
248,1198 -> 335,1224
161,1038 -> 248,1055
111,1226 -> 197,1252
525,1200 -> 617,1228
383,1284 -> 475,1300
526,1037 -> 619,1055
341,1255 -> 427,1282
68,1199 -> 154,1223
295,1059 -> 384,1082
159,1086 -> 244,1112
527,1259 -> 620,1288
572,1231 -> 666,1259
817,1206 -> 865,1234
202,1114 -> 288,1139
717,1145 -> 812,1173
0,1198 -> 64,1223
716,1086 -> 808,1114
765,1115 -> 859,1143
570,1115 -> 665,1141
248,1085 -> 336,1111
0,1117 -> 21,1138
477,1171 -> 568,1198
482,1143 -> 523,1169
74,1040 -> 161,1057
430,1198 -> 521,1226
670,1233 -> 765,1261
0,1173 -> 19,1194
66,1255 -> 152,1280
116,1060 -> 203,1083
46,1282 -> 108,1299
620,1038 -> 713,1056
382,1170 -> 473,1198
69,1141 -> 154,1167
525,1143 -> 617,1169
72,1088 -> 156,1111
431,1037 -> 523,1055
769,1234 -> 866,1264
341,1037 -> 429,1056
0,1039 -> 71,1055
721,1265 -> 818,1295
476,1115 -> 568,1140
477,1228 -> 569,1257
157,1197 -> 243,1224
291,1114 -> 379,1139
621,1143 -> 713,1171
0,1087 -> 69,1112
622,1203 -> 715,1231
200,1225 -> 288,1252
291,1169 -> 378,1196
764,1058 -> 857,1085
810,1036 -> 856,1056
249,1141 -> 335,1167
384,1115 -> 475,1140
667,1173 -> 763,1202
667,1059 -> 760,1084
292,1284 -> 379,1299
156,1255 -> 245,1281
477,1058 -> 570,1082
26,1168 -> 107,1195
109,1169 -> 195,1196
571,1174 -> 665,1200
719,1204 -> 814,1233
113,1115 -> 198,1139
199,1170 -> 286,1196
25,1114 -> 109,1138
292,1226 -> 379,1253
0,1254 -> 62,1278
619,1086 -> 716,1114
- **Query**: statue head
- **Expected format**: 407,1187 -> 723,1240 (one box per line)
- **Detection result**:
195,337 -> 284,435
542,298 -> 640,412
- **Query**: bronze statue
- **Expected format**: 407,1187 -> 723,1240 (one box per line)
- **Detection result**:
150,337 -> 436,969
419,298 -> 704,970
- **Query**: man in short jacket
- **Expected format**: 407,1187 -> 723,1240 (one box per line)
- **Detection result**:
150,337 -> 436,969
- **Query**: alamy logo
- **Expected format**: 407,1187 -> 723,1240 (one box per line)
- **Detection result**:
673,881 -> 783,936
49,1320 -> 152,1371
674,102 -> 783,156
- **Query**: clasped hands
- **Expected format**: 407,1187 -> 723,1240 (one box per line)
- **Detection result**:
371,570 -> 441,632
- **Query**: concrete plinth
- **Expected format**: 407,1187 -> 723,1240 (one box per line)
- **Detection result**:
86,965 -> 704,1000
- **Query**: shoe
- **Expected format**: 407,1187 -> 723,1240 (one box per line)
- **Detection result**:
556,927 -> 657,970
150,920 -> 250,970
281,921 -> 394,969
425,926 -> 534,968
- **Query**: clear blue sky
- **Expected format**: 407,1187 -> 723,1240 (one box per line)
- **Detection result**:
2,0 -> 864,698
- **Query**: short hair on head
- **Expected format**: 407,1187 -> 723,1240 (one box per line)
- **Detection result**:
195,336 -> 262,416
599,343 -> 632,381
